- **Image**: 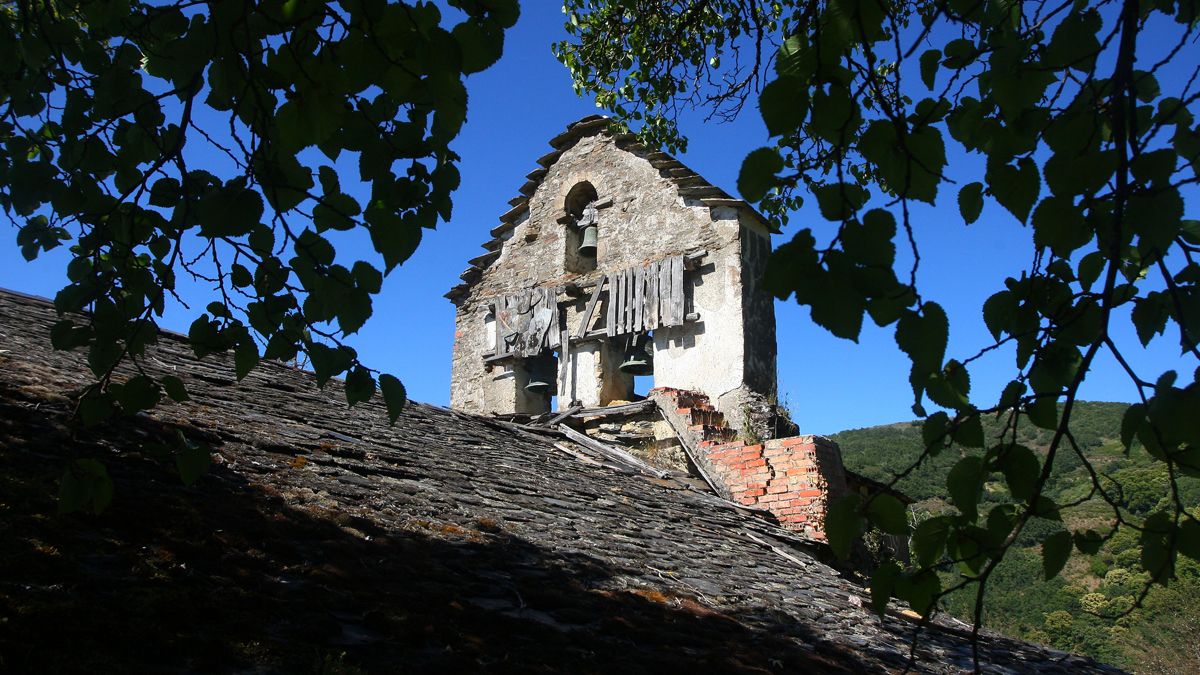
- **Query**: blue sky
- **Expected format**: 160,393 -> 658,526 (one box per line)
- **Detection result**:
1,4 -> 1192,434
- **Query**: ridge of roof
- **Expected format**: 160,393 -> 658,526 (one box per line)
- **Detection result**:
445,116 -> 780,303
0,287 -> 1122,673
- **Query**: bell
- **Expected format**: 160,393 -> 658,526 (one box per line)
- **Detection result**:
619,334 -> 654,376
525,355 -> 556,395
577,224 -> 598,257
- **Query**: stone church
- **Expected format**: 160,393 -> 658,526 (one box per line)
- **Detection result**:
446,115 -> 779,433
443,116 -> 911,545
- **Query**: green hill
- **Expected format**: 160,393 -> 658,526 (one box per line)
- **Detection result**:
832,402 -> 1200,672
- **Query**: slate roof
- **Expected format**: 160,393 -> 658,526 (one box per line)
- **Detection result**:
445,116 -> 779,302
0,289 -> 1119,674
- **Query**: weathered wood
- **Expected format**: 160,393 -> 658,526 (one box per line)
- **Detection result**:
571,399 -> 657,418
646,260 -> 660,330
606,272 -> 619,337
628,265 -> 638,333
538,404 -> 583,428
633,264 -> 644,332
558,424 -> 670,479
670,255 -> 685,326
575,274 -> 607,338
558,328 -> 570,401
652,400 -> 723,497
659,258 -> 673,326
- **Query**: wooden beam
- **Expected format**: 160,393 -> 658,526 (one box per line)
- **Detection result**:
558,424 -> 670,479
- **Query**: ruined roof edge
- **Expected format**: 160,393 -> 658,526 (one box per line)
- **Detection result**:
445,116 -> 780,302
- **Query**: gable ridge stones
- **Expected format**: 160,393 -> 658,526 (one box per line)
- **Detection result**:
445,115 -> 778,302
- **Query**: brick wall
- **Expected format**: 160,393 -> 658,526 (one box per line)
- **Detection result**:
703,435 -> 850,540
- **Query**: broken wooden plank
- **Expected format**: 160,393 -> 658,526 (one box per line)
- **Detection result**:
558,424 -> 670,479
538,404 -> 583,428
570,399 -> 657,418
651,398 -> 723,497
606,272 -> 618,337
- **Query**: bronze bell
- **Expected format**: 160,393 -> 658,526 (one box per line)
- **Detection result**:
578,224 -> 598,257
525,355 -> 556,395
619,334 -> 654,376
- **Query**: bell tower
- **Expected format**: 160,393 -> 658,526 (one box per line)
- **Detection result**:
446,116 -> 778,431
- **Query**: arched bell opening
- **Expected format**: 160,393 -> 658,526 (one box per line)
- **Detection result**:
514,352 -> 556,415
564,182 -> 599,274
622,332 -> 655,398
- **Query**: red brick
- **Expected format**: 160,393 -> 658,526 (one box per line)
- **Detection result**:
797,488 -> 823,498
766,484 -> 789,494
777,436 -> 813,447
738,496 -> 759,506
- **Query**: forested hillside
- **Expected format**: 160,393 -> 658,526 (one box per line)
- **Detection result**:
834,402 -> 1200,672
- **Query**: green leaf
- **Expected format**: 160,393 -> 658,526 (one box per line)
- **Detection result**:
919,49 -> 941,90
1032,197 -> 1091,258
895,303 -> 949,402
78,391 -> 115,427
986,156 -> 1039,224
814,183 -> 869,221
870,561 -> 901,617
912,517 -> 951,568
307,342 -> 352,386
738,147 -> 784,202
161,375 -> 189,402
951,412 -> 984,448
176,441 -> 211,486
235,341 -> 259,381
758,76 -> 807,136
379,373 -> 407,425
452,20 -> 505,74
998,380 -> 1026,410
1074,529 -> 1105,555
345,366 -> 376,407
825,493 -> 864,560
947,455 -> 984,520
895,570 -> 940,617
197,183 -> 265,239
922,412 -> 950,455
998,444 -> 1040,501
114,375 -> 162,413
1179,519 -> 1200,563
1132,294 -> 1170,346
1140,511 -> 1174,584
58,458 -> 113,515
1042,530 -> 1072,580
982,290 -> 1016,341
958,182 -> 983,224
1026,396 -> 1059,430
866,493 -> 909,536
